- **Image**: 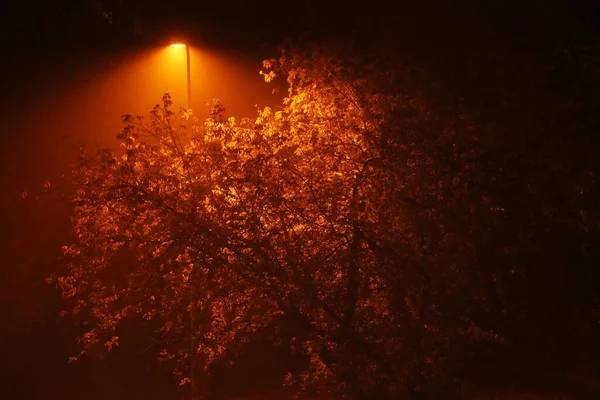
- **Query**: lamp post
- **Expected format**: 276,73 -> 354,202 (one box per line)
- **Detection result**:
170,42 -> 191,109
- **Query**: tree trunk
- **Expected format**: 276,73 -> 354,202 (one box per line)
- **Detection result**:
190,299 -> 199,400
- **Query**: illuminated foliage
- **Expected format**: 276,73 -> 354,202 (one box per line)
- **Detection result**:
53,43 -> 503,400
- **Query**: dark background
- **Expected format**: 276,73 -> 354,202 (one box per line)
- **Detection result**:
1,1 -> 599,399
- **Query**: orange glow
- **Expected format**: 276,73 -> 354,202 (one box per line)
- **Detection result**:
14,46 -> 279,186
170,43 -> 186,47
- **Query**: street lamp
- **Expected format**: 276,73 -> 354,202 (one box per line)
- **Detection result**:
170,41 -> 191,110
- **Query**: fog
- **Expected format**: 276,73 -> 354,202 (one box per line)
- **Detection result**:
3,45 -> 282,194
0,45 -> 285,398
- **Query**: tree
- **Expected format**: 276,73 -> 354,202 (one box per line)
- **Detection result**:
52,41 -> 503,400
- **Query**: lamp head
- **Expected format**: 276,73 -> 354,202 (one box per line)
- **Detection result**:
169,35 -> 187,47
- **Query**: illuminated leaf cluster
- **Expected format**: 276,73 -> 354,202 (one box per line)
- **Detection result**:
53,44 -> 501,399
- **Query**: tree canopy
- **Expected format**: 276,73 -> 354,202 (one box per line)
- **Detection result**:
51,38 -> 599,400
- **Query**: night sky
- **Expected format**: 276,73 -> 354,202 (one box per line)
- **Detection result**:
1,1 -> 599,399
